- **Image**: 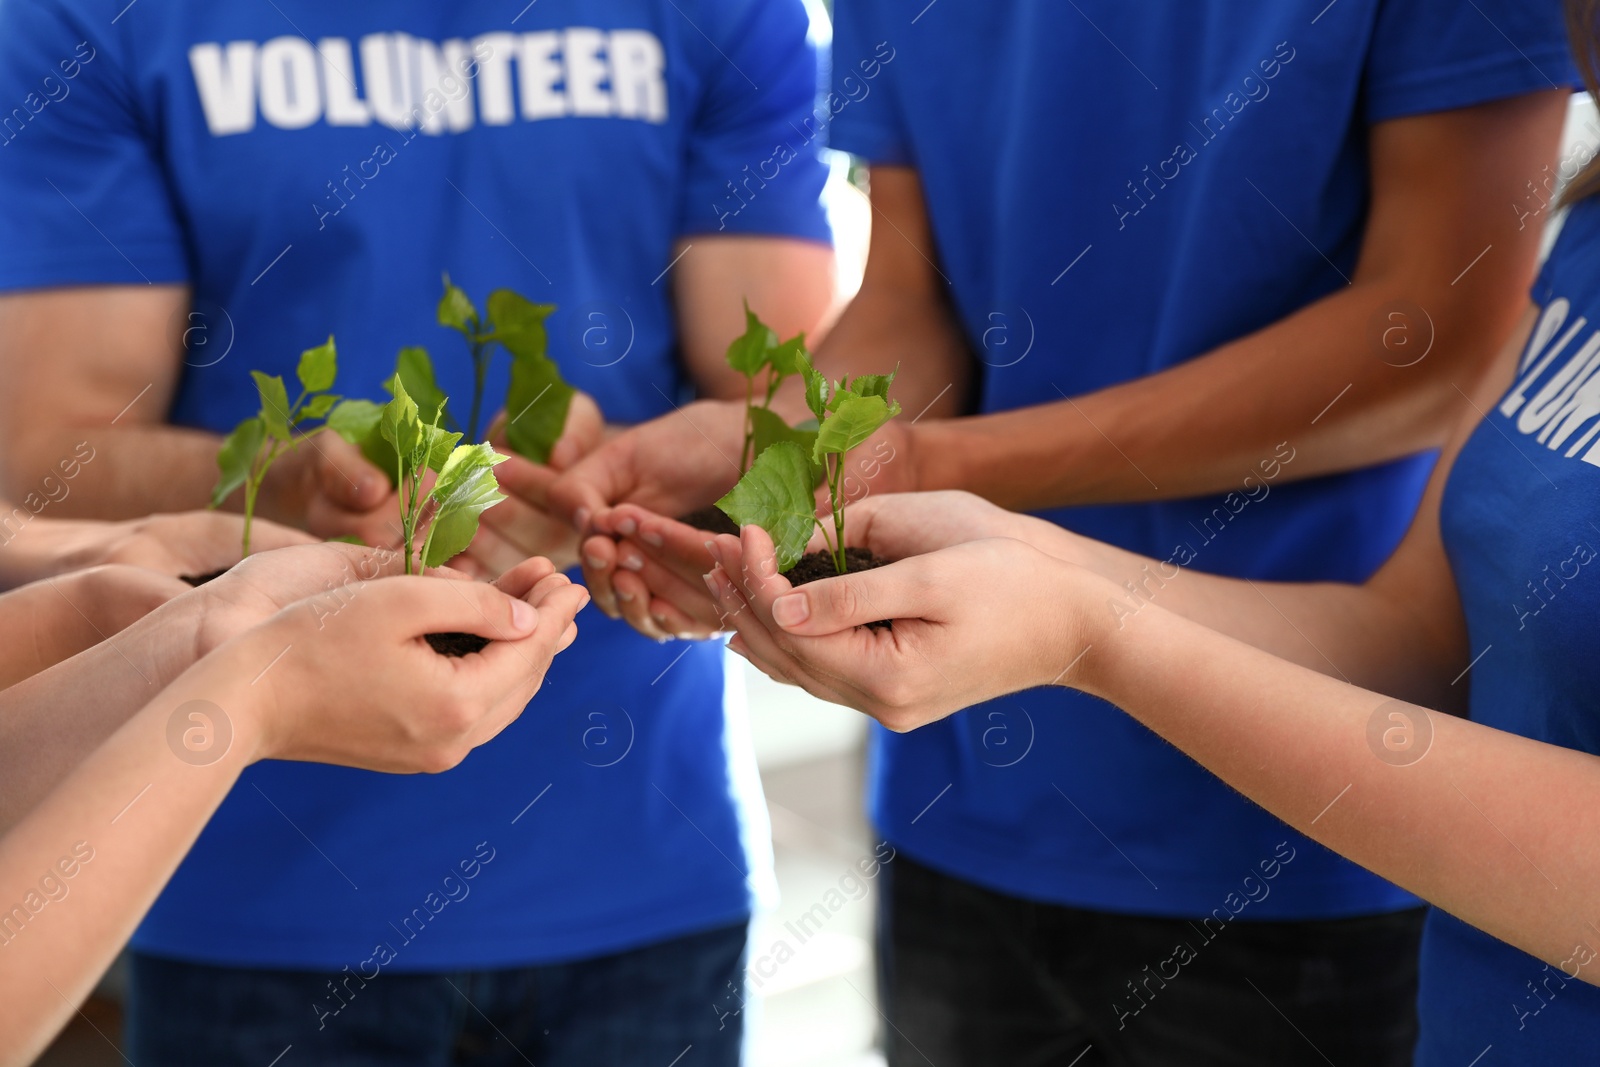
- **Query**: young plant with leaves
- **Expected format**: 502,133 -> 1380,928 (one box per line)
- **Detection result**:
375,378 -> 509,576
724,302 -> 810,473
715,360 -> 900,575
210,337 -> 342,556
431,275 -> 576,461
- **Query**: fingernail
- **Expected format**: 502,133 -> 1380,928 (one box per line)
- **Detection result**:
585,555 -> 608,571
617,588 -> 635,603
619,554 -> 643,572
641,529 -> 664,548
574,508 -> 592,532
704,540 -> 723,565
772,594 -> 809,628
615,517 -> 638,536
652,613 -> 670,628
511,599 -> 537,631
576,591 -> 592,611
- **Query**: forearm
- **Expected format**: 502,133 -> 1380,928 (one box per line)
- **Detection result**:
2,425 -> 222,520
0,577 -> 116,689
0,594 -> 204,829
1079,599 -> 1600,982
0,660 -> 258,1066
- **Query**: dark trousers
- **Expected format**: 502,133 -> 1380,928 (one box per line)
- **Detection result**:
127,920 -> 748,1067
880,854 -> 1425,1067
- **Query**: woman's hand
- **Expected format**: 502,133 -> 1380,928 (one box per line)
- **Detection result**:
8,511 -> 315,586
705,523 -> 1112,731
234,566 -> 589,772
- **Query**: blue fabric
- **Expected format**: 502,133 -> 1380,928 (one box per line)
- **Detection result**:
126,920 -> 749,1066
831,0 -> 1576,918
1416,200 -> 1600,1063
0,0 -> 830,968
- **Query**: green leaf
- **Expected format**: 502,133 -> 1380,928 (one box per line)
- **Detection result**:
749,405 -> 809,459
211,416 -> 265,508
813,395 -> 900,463
302,392 -> 341,420
420,421 -> 464,474
802,365 -> 830,422
296,336 -> 337,394
380,377 -> 423,464
437,273 -> 478,336
392,346 -> 450,426
487,289 -> 557,362
504,352 -> 575,464
848,367 -> 896,401
769,333 -> 808,379
327,399 -> 401,487
725,301 -> 778,377
423,443 -> 509,566
252,371 -> 293,440
715,441 -> 817,572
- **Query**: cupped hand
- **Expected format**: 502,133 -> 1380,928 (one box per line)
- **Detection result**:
452,392 -> 605,579
274,431 -> 403,548
240,571 -> 590,772
704,523 -> 1105,731
36,511 -> 315,581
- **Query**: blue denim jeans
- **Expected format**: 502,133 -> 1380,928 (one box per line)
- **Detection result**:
126,920 -> 748,1066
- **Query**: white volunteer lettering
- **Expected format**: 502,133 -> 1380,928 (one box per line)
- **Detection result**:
189,29 -> 668,136
189,41 -> 257,135
564,28 -> 613,117
475,32 -> 518,125
1518,333 -> 1600,437
518,32 -> 566,120
319,38 -> 372,127
258,36 -> 321,129
1502,299 -> 1582,418
361,33 -> 417,130
611,30 -> 667,122
1501,292 -> 1600,468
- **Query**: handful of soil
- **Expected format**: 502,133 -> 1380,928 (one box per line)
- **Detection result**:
678,506 -> 740,536
425,632 -> 492,657
180,569 -> 229,586
783,547 -> 893,631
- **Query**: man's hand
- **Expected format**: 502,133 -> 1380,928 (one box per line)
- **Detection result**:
451,392 -> 605,579
259,432 -> 401,547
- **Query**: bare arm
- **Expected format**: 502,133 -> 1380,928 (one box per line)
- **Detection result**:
899,91 -> 1569,507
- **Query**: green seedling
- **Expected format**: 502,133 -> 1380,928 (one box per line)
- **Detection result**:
376,378 -> 508,575
210,336 -> 343,556
715,359 -> 900,574
725,302 -> 809,473
430,275 -> 575,461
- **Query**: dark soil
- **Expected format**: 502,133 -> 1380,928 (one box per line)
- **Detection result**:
782,547 -> 893,631
180,569 -> 229,586
425,631 -> 492,657
677,506 -> 740,536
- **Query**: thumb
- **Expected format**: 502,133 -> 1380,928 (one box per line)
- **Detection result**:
317,434 -> 390,511
735,525 -> 918,635
547,392 -> 604,472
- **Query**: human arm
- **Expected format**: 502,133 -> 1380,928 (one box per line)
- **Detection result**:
0,286 -> 399,542
0,565 -> 587,1066
892,91 -> 1569,508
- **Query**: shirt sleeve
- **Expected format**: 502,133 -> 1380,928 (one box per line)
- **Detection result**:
827,0 -> 909,165
1364,0 -> 1579,124
677,0 -> 832,242
0,0 -> 190,292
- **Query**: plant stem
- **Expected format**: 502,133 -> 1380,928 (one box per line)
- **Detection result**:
469,337 -> 489,444
741,376 -> 755,474
828,454 -> 846,575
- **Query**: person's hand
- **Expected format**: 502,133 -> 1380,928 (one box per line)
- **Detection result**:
22,512 -> 315,583
452,392 -> 605,579
704,523 -> 1108,731
228,569 -> 589,773
266,432 -> 403,547
596,491 -> 1033,640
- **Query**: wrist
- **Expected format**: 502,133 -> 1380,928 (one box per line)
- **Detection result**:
1046,561 -> 1128,697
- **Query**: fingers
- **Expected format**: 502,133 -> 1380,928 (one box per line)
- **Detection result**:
490,451 -> 561,511
246,515 -> 320,553
614,506 -> 720,586
545,436 -> 638,532
547,391 -> 604,471
359,576 -> 540,644
578,534 -> 623,617
613,539 -> 724,636
493,556 -> 561,600
731,525 -> 918,636
705,564 -> 855,707
314,432 -> 391,512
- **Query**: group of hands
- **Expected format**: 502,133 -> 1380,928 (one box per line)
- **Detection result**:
35,391 -> 1120,779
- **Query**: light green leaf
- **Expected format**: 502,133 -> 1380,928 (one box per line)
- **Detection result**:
725,301 -> 777,377
813,395 -> 900,463
380,378 -> 422,464
211,416 -> 265,508
296,336 -> 337,394
423,443 -> 509,566
392,346 -> 451,427
327,399 -> 400,487
848,367 -> 896,401
302,393 -> 341,420
504,352 -> 574,464
487,289 -> 557,362
437,273 -> 478,335
715,441 -> 817,572
749,405 -> 811,460
420,421 -> 464,474
801,360 -> 829,422
252,371 -> 293,440
769,333 -> 808,379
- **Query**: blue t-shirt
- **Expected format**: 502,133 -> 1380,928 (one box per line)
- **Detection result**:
1418,199 -> 1600,1063
0,0 -> 831,969
831,0 -> 1576,917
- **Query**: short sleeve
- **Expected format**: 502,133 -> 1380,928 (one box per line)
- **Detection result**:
0,0 -> 189,291
1364,0 -> 1578,124
677,0 -> 832,242
827,0 -> 909,165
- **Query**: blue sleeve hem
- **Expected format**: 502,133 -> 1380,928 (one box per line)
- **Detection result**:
1366,46 -> 1579,124
829,116 -> 912,166
0,244 -> 190,293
